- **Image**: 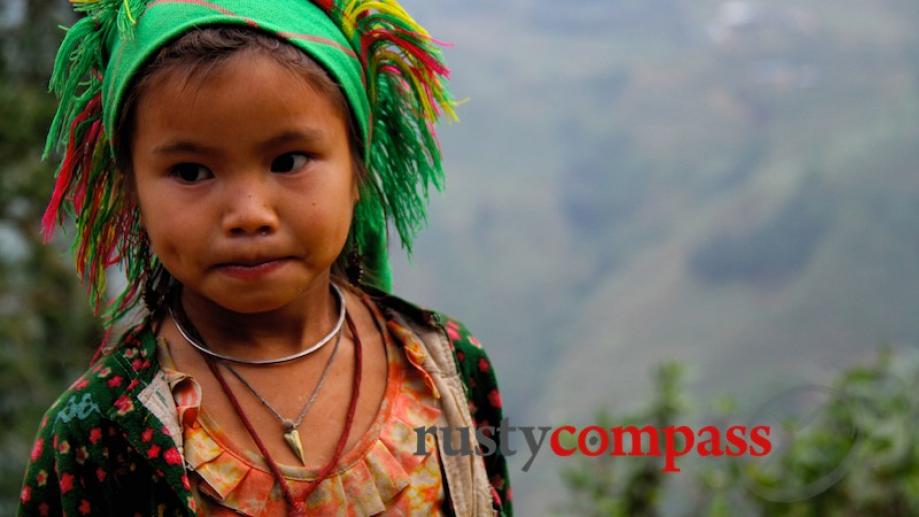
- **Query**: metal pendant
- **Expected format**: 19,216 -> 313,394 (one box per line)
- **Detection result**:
283,428 -> 306,465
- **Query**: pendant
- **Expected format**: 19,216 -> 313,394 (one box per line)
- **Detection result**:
283,428 -> 307,465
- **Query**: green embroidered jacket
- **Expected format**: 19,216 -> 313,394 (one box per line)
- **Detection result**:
18,288 -> 511,516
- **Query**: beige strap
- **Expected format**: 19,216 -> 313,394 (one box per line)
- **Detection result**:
390,311 -> 496,516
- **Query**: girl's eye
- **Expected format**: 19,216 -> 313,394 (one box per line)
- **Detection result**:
170,163 -> 213,183
270,152 -> 310,173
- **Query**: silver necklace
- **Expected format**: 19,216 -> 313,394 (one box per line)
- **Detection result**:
221,326 -> 342,465
169,283 -> 346,365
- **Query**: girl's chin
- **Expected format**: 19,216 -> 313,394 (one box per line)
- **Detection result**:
181,268 -> 332,313
218,291 -> 310,314
184,285 -> 302,314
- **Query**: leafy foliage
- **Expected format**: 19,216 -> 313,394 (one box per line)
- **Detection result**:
560,351 -> 919,515
556,364 -> 682,517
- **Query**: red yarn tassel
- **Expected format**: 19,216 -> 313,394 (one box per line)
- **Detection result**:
361,29 -> 449,76
72,119 -> 102,214
314,0 -> 334,13
40,94 -> 102,242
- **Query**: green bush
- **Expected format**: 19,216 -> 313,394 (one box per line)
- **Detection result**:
559,350 -> 919,516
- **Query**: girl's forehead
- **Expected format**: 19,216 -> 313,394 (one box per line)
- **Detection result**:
135,53 -> 349,150
149,52 -> 321,103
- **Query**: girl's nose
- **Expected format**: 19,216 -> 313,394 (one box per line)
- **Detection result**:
221,181 -> 280,237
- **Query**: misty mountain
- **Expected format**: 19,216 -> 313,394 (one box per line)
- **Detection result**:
393,0 -> 919,512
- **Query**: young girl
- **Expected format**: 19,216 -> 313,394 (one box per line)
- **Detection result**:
18,1 -> 510,515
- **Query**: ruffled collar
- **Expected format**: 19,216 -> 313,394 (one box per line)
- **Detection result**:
157,317 -> 444,516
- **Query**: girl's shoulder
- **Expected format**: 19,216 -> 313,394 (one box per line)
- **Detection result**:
19,320 -> 194,516
359,282 -> 505,434
37,321 -> 160,431
358,283 -> 511,515
357,282 -> 498,384
24,319 -> 165,475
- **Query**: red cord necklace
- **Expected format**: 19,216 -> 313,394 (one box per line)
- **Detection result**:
204,310 -> 363,516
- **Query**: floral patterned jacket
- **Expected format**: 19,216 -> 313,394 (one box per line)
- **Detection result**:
18,287 -> 511,516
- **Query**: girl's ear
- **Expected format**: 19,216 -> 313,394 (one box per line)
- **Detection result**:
351,179 -> 360,205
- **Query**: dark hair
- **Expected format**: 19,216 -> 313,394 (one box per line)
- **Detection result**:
118,26 -> 368,314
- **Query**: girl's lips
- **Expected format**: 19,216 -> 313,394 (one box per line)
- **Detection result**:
215,258 -> 291,280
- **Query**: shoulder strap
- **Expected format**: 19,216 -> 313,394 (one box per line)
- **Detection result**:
430,312 -> 512,516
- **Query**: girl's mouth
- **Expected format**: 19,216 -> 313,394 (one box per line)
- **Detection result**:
215,258 -> 292,280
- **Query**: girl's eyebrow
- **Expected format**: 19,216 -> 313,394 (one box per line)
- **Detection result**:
152,129 -> 327,156
153,140 -> 220,156
258,128 -> 327,151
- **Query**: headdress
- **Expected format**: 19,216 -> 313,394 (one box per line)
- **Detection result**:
42,0 -> 455,328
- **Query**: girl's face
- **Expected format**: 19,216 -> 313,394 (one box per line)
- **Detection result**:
131,50 -> 358,315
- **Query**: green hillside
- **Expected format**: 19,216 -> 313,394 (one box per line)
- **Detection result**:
393,0 -> 919,512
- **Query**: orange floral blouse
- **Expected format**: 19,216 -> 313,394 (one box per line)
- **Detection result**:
157,318 -> 446,516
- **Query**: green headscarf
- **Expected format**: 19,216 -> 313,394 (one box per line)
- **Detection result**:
43,0 -> 455,327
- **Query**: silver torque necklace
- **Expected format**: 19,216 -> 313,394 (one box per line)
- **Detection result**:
221,325 -> 342,465
169,283 -> 346,365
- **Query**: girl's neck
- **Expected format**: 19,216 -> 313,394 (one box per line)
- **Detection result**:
176,277 -> 341,361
